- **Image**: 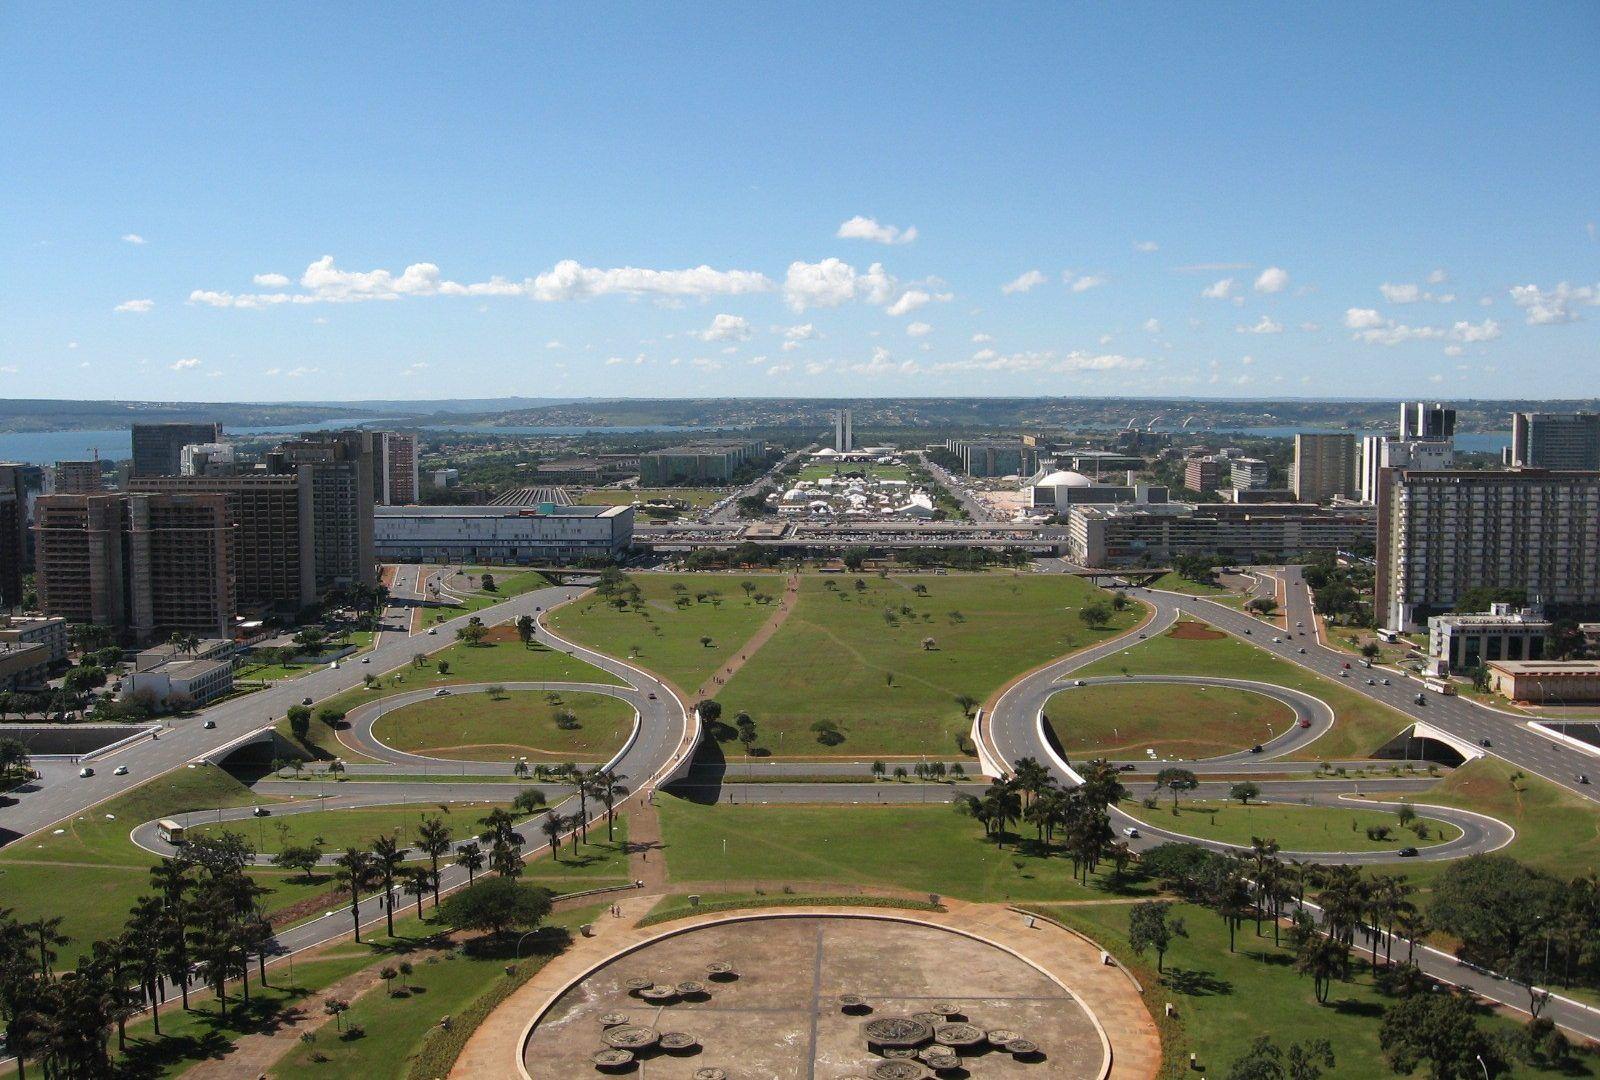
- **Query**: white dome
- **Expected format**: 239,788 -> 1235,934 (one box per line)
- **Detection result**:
1037,469 -> 1095,488
813,447 -> 841,458
783,488 -> 805,501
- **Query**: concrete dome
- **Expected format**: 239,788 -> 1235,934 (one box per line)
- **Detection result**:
1036,469 -> 1094,488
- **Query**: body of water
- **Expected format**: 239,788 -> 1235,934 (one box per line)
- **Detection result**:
0,418 -> 385,465
1162,425 -> 1511,454
420,423 -> 698,437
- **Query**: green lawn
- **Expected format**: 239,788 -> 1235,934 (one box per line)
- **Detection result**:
655,795 -> 1157,903
718,572 -> 1141,757
1076,622 -> 1414,760
1039,899 -> 1597,1080
269,903 -> 607,1080
1121,798 -> 1459,852
576,487 -> 723,508
189,801 -> 513,856
0,766 -> 330,966
372,689 -> 635,762
1149,570 -> 1229,596
1047,682 -> 1294,759
797,462 -> 911,482
278,638 -> 622,762
429,569 -> 551,618
237,631 -> 377,683
547,571 -> 786,694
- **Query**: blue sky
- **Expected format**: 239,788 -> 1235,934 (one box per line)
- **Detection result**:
1,3 -> 1596,402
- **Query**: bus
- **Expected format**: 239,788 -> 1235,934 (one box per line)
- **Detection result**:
1423,678 -> 1457,696
156,819 -> 186,844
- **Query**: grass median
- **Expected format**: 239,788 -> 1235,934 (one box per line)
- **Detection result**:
1047,681 -> 1296,759
371,688 -> 635,762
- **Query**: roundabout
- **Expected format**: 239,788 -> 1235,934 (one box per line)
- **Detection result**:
371,687 -> 637,762
1044,679 -> 1301,760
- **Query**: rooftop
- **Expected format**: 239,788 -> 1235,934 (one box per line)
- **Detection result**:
376,503 -> 629,519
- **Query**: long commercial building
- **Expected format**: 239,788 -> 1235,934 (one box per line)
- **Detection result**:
1065,501 -> 1374,568
1292,433 -> 1359,503
639,440 -> 766,485
34,492 -> 237,643
374,504 -> 633,564
1375,468 -> 1600,631
131,422 -> 223,477
1510,412 -> 1600,470
944,438 -> 1037,478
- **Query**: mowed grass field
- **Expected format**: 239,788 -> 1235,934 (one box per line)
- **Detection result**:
547,572 -> 786,694
1076,621 -> 1413,760
278,638 -> 622,762
189,800 -> 512,855
655,795 -> 1156,903
373,689 -> 635,761
575,487 -> 723,507
797,462 -> 910,482
1046,682 -> 1294,758
718,572 -> 1141,757
1120,798 -> 1458,852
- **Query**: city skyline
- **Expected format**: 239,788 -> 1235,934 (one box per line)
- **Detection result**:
3,5 -> 1597,402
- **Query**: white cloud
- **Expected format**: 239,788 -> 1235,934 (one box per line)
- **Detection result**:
934,349 -> 1146,375
1201,277 -> 1236,300
1240,354 -> 1256,365
835,215 -> 917,245
766,362 -> 793,376
1001,270 -> 1048,295
545,340 -> 564,349
695,313 -> 753,342
1236,315 -> 1283,334
1346,312 -> 1501,347
1427,268 -> 1449,285
1143,318 -> 1162,334
783,258 -> 895,312
252,272 -> 291,288
1253,266 -> 1289,294
193,255 -> 774,309
1344,307 -> 1386,330
906,321 -> 932,337
1452,318 -> 1501,343
1380,282 -> 1422,304
850,346 -> 920,377
0,365 -> 18,375
121,233 -> 145,245
971,332 -> 994,343
886,288 -> 951,317
1509,282 -> 1600,325
1443,344 -> 1464,357
114,298 -> 154,313
1133,240 -> 1159,252
1299,321 -> 1322,332
783,323 -> 817,341
1067,275 -> 1105,293
170,357 -> 201,371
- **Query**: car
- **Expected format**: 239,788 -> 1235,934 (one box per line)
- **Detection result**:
1339,670 -> 1349,677
1118,764 -> 1136,772
1074,679 -> 1086,687
1250,744 -> 1263,754
427,627 -> 438,636
1397,846 -> 1419,858
1415,693 -> 1427,705
1298,647 -> 1307,654
1272,637 -> 1283,644
203,718 -> 216,729
1243,628 -> 1252,635
78,766 -> 95,778
361,657 -> 371,664
1342,662 -> 1351,669
113,765 -> 128,776
251,807 -> 270,817
1382,678 -> 1391,685
1122,827 -> 1140,839
1299,718 -> 1312,728
1138,633 -> 1146,639
301,697 -> 313,706
1580,775 -> 1592,785
433,688 -> 451,697
1479,738 -> 1492,747
647,692 -> 657,700
1367,678 -> 1377,686
1296,621 -> 1304,628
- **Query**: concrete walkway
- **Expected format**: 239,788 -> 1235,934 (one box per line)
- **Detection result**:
450,897 -> 1161,1080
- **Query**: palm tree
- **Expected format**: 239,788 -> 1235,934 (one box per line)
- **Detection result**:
539,813 -> 564,862
454,841 -> 485,886
401,867 -> 433,918
123,896 -> 167,1037
333,849 -> 375,943
414,817 -> 453,909
369,836 -> 408,937
592,770 -> 630,843
1293,924 -> 1347,1004
147,858 -> 193,1009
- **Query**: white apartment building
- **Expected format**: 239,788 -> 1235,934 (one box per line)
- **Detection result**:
1359,436 -> 1454,503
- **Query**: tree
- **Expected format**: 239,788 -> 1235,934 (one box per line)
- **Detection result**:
317,707 -> 346,729
333,849 -> 375,943
1078,602 -> 1112,629
1230,781 -> 1262,806
515,614 -> 537,645
1430,854 -> 1563,973
954,693 -> 978,717
439,879 -> 553,940
287,705 -> 312,741
415,817 -> 453,908
480,572 -> 497,592
1380,991 -> 1502,1080
1154,767 -> 1199,809
369,836 -> 407,937
437,659 -> 451,675
0,737 -> 31,781
1291,913 -> 1347,1004
1245,597 -> 1279,617
1225,1035 -> 1335,1080
272,844 -> 324,883
1128,900 -> 1186,972
457,620 -> 487,647
696,699 -> 722,724
454,841 -> 485,886
401,867 -> 433,919
591,770 -> 630,842
324,997 -> 350,1032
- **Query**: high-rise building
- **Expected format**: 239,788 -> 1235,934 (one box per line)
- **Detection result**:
1510,412 -> 1600,470
1292,433 -> 1359,503
1229,458 -> 1272,491
1375,469 -> 1600,631
180,442 -> 237,476
48,460 -> 102,494
1183,456 -> 1223,493
0,464 -> 28,610
34,491 -> 236,643
1399,402 -> 1456,441
267,431 -> 377,591
131,422 -> 224,477
834,409 -> 854,453
1359,436 -> 1454,503
372,432 -> 420,505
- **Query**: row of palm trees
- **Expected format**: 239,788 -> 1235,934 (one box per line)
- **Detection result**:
955,756 -> 1133,882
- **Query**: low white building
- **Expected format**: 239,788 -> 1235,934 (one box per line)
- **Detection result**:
375,504 -> 634,564
1427,604 -> 1552,674
122,657 -> 234,708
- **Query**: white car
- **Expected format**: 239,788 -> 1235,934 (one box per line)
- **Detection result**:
361,657 -> 371,664
1074,679 -> 1086,687
433,688 -> 451,697
1122,826 -> 1140,839
113,765 -> 129,776
427,628 -> 438,636
79,767 -> 95,778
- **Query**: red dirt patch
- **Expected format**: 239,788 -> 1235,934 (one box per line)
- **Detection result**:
482,624 -> 523,643
1168,620 -> 1225,640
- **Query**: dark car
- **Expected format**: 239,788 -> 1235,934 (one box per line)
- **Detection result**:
301,697 -> 313,706
203,719 -> 216,729
1479,738 -> 1491,747
1398,846 -> 1419,857
1250,744 -> 1263,754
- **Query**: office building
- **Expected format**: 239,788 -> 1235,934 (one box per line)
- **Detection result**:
34,491 -> 237,643
834,409 -> 854,453
1427,604 -> 1551,674
1230,458 -> 1272,491
1400,401 -> 1456,441
121,655 -> 234,708
1485,660 -> 1600,704
1064,501 -> 1374,568
1359,436 -> 1454,503
372,431 -> 420,505
639,440 -> 766,485
944,438 -> 1037,478
131,422 -> 223,477
0,642 -> 52,691
48,460 -> 102,494
374,504 -> 634,564
1375,469 -> 1600,631
267,431 -> 377,591
1183,455 -> 1224,493
0,615 -> 69,666
180,442 -> 236,476
1510,412 -> 1600,470
1292,433 -> 1359,503
1028,468 -> 1167,513
0,464 -> 27,610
